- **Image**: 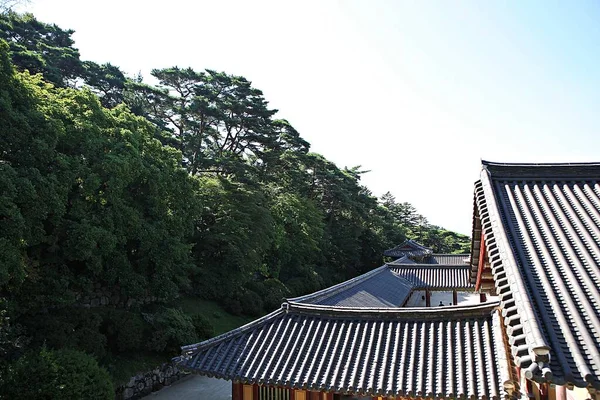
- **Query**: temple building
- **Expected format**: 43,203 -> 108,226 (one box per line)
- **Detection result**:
177,161 -> 600,400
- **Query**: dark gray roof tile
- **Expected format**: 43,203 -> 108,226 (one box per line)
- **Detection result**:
178,302 -> 511,399
473,161 -> 600,389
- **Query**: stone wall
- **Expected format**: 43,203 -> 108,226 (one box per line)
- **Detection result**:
76,284 -> 161,309
116,362 -> 186,399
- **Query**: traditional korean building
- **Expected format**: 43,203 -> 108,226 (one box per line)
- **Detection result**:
177,161 -> 600,400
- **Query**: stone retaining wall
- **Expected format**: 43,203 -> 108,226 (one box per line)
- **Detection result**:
116,362 -> 185,399
76,284 -> 162,309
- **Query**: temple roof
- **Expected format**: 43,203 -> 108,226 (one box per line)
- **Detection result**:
288,260 -> 475,308
472,161 -> 600,389
288,266 -> 414,308
178,301 -> 511,399
383,239 -> 433,259
388,264 -> 473,289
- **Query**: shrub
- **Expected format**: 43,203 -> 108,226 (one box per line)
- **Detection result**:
146,307 -> 197,354
2,348 -> 113,400
191,314 -> 214,340
248,279 -> 290,311
223,296 -> 243,316
22,309 -> 107,359
240,290 -> 263,317
102,309 -> 146,353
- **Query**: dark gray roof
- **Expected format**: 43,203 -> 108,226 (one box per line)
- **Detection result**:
290,262 -> 474,308
424,254 -> 470,265
289,266 -> 413,307
473,161 -> 600,389
386,255 -> 416,266
389,265 -> 474,289
178,302 -> 512,399
384,240 -> 433,259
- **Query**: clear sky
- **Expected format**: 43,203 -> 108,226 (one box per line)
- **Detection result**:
19,0 -> 600,235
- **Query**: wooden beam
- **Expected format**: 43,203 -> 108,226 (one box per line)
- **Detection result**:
453,290 -> 458,305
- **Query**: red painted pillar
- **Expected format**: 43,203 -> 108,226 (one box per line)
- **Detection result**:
253,384 -> 259,400
539,383 -> 549,400
425,289 -> 431,307
453,290 -> 458,305
475,232 -> 486,291
232,382 -> 242,400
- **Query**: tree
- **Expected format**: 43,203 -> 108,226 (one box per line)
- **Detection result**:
0,12 -> 83,87
0,40 -> 200,312
82,61 -> 126,108
1,348 -> 113,400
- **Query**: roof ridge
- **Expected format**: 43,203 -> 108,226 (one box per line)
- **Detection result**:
388,264 -> 471,269
286,299 -> 500,319
482,160 -> 600,167
287,265 -> 391,303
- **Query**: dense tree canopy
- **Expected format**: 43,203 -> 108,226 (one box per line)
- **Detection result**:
0,12 -> 470,396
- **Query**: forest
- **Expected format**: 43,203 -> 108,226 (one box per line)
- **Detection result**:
0,11 -> 470,398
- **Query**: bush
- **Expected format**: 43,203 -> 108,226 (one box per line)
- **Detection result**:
102,309 -> 146,353
2,348 -> 113,400
240,290 -> 263,317
22,309 -> 107,359
191,314 -> 214,340
248,279 -> 290,311
146,307 -> 197,354
223,296 -> 243,316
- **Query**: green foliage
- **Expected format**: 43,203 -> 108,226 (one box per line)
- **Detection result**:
2,348 -> 113,400
192,176 -> 274,299
101,309 -> 145,353
146,307 -> 197,355
0,12 -> 473,392
239,290 -> 263,317
22,308 -> 107,359
191,314 -> 214,340
0,12 -> 83,87
177,297 -> 252,336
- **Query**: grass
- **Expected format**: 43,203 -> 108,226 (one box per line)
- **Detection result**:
104,352 -> 168,387
177,296 -> 254,336
105,297 -> 252,388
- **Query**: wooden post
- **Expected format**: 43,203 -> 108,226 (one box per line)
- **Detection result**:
232,382 -> 243,400
243,384 -> 254,400
253,384 -> 259,400
480,292 -> 487,302
539,383 -> 549,400
453,290 -> 458,305
426,289 -> 431,307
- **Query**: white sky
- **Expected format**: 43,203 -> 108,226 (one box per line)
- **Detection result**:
20,0 -> 600,235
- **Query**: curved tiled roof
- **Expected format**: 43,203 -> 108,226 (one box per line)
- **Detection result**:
384,239 -> 433,259
288,266 -> 414,308
389,265 -> 474,289
473,161 -> 600,389
426,254 -> 470,265
290,262 -> 475,308
178,302 -> 512,399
